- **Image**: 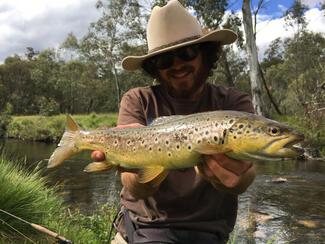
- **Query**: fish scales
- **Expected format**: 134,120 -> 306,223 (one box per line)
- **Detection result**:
97,113 -> 230,169
48,111 -> 304,185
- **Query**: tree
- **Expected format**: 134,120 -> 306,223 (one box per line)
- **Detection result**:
79,0 -> 148,111
284,0 -> 309,34
242,0 -> 265,115
60,32 -> 80,60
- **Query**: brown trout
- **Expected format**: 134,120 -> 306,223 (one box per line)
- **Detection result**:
47,111 -> 304,184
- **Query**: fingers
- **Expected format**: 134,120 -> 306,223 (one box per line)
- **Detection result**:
207,154 -> 252,176
202,154 -> 254,189
91,150 -> 106,161
204,156 -> 241,188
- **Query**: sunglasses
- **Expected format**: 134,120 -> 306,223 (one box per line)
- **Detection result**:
146,44 -> 201,70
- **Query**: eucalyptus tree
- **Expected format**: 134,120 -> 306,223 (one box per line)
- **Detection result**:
242,0 -> 265,115
79,0 -> 147,111
284,0 -> 309,34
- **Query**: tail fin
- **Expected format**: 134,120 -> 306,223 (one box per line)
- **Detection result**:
47,115 -> 81,168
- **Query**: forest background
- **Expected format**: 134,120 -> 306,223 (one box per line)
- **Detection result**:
0,0 -> 324,154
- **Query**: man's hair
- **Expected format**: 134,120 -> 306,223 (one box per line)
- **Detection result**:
141,42 -> 222,78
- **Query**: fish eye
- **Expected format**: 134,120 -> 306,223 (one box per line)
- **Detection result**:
268,126 -> 280,136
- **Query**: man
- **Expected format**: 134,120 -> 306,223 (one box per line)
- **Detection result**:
93,1 -> 255,243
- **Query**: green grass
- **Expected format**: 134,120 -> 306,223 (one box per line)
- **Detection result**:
0,154 -> 116,243
6,113 -> 118,142
274,114 -> 325,157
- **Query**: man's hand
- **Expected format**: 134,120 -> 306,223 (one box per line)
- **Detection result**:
196,154 -> 256,194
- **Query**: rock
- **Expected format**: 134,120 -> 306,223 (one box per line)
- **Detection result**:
271,177 -> 287,183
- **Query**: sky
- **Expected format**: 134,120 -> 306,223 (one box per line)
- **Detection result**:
0,0 -> 324,63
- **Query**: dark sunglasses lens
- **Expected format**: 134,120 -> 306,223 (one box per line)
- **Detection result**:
155,52 -> 174,69
178,45 -> 199,61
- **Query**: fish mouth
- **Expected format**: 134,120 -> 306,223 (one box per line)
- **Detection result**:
283,137 -> 305,155
262,133 -> 305,159
276,134 -> 305,158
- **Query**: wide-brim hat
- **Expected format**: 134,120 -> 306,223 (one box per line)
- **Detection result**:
122,0 -> 237,71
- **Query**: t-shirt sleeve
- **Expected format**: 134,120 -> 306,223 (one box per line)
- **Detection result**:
223,87 -> 255,114
117,89 -> 146,126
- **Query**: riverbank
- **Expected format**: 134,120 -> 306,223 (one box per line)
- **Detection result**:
6,113 -> 118,142
0,154 -> 116,243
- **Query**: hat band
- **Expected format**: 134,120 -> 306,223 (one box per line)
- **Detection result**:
148,35 -> 202,54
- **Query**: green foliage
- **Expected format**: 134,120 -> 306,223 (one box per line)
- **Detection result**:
0,155 -> 63,240
56,205 -> 116,243
0,154 -> 117,243
7,116 -> 65,142
0,104 -> 13,137
6,113 -> 118,142
38,97 -> 60,116
274,115 -> 325,157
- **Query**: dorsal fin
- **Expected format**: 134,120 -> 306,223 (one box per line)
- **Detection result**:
150,115 -> 184,126
66,115 -> 80,132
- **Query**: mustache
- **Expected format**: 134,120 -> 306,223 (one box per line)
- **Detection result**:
167,65 -> 194,77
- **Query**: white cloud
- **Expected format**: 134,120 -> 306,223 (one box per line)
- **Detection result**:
278,4 -> 288,13
255,8 -> 325,59
0,0 -> 100,63
301,0 -> 324,8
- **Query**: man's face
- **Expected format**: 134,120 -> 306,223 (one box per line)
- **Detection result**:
154,45 -> 209,99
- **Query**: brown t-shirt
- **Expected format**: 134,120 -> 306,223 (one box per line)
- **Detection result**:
117,83 -> 254,238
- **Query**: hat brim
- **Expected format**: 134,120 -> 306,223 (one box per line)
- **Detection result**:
122,29 -> 237,71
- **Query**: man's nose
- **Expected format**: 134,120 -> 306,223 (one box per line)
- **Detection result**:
171,56 -> 186,69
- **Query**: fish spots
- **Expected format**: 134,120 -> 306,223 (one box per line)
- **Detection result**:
229,119 -> 234,124
197,139 -> 201,144
221,129 -> 227,144
215,122 -> 219,127
187,144 -> 192,151
168,152 -> 172,157
165,140 -> 169,145
158,147 -> 162,152
205,131 -> 209,135
239,124 -> 244,129
214,136 -> 218,142
176,144 -> 180,150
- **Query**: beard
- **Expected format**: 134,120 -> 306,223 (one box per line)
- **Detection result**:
158,64 -> 209,100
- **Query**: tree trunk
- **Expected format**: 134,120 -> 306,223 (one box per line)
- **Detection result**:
242,0 -> 264,115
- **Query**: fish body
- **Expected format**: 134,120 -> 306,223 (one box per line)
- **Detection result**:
48,111 -> 304,184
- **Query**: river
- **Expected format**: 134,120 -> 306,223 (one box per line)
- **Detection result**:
1,139 -> 325,243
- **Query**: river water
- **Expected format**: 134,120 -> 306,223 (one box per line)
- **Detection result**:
1,139 -> 325,243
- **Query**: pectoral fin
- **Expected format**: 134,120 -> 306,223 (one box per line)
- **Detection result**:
84,161 -> 113,173
138,166 -> 168,187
